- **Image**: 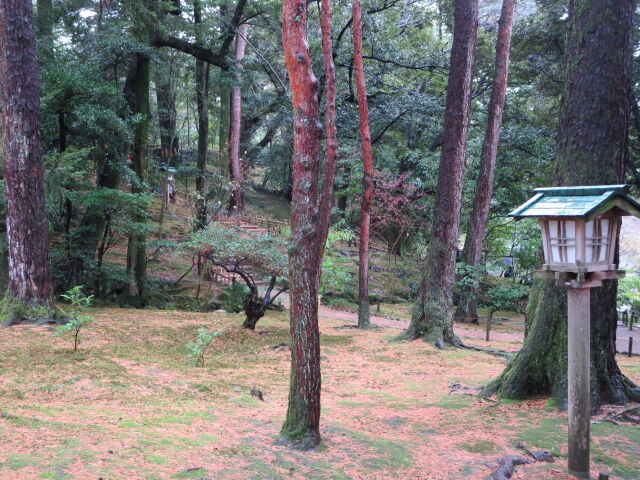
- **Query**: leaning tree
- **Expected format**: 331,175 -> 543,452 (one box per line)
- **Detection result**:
0,0 -> 55,324
483,0 -> 640,408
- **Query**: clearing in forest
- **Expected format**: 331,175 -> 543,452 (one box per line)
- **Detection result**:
0,306 -> 638,480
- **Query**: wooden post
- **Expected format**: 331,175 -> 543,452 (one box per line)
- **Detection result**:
485,311 -> 493,341
629,336 -> 633,357
567,287 -> 590,479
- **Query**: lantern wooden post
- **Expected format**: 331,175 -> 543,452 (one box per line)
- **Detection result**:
510,184 -> 640,479
567,286 -> 590,478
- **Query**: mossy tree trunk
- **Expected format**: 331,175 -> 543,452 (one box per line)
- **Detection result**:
0,0 -> 55,324
194,0 -> 210,230
278,0 -> 338,450
483,0 -> 640,409
124,52 -> 150,298
400,0 -> 478,347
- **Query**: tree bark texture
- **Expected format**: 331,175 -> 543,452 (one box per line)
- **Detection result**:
123,52 -> 150,297
218,76 -> 231,178
314,0 -> 339,270
0,0 -> 54,323
459,0 -> 515,323
228,23 -> 249,213
402,0 -> 478,347
278,0 -> 325,450
483,0 -> 640,408
194,0 -> 209,230
155,52 -> 179,165
352,0 -> 374,330
195,59 -> 210,228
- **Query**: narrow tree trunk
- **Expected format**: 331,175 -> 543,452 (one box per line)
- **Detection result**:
0,0 -> 54,324
483,0 -> 640,408
195,58 -> 210,229
314,0 -> 338,266
216,3 -> 231,188
124,53 -> 151,298
352,0 -> 373,330
155,52 -> 179,166
277,0 -> 324,450
459,0 -> 516,323
228,23 -> 249,213
218,75 -> 231,179
193,1 -> 210,230
401,0 -> 478,347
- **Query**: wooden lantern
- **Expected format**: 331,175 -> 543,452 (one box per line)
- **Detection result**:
510,185 -> 640,274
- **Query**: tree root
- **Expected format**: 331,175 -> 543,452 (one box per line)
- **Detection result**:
490,455 -> 532,480
460,341 -> 512,359
274,432 -> 320,451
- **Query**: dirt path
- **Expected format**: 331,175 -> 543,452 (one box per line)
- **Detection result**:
281,294 -> 639,354
280,294 -> 524,344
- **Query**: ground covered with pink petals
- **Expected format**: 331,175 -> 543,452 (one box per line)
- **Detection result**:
0,306 -> 638,480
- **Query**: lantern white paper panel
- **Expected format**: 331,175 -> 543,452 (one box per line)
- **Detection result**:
548,220 -> 576,263
585,218 -> 609,263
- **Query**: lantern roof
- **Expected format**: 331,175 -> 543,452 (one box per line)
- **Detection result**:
510,185 -> 640,221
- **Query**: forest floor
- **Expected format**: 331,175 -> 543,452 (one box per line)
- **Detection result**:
1,305 -> 639,480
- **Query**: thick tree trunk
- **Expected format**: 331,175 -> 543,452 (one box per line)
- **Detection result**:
0,0 -> 54,323
124,53 -> 151,298
459,0 -> 515,323
352,0 -> 373,330
228,23 -> 249,213
401,0 -> 478,347
278,0 -> 324,450
483,0 -> 640,408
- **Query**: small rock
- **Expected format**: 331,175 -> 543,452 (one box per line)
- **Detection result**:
250,387 -> 264,401
386,416 -> 407,426
214,309 -> 227,313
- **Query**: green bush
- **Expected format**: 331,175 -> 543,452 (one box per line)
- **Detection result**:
217,283 -> 249,313
186,328 -> 222,367
321,296 -> 358,312
53,286 -> 93,351
618,275 -> 640,314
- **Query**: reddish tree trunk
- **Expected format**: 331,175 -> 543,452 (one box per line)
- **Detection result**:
277,0 -> 324,450
402,0 -> 478,347
228,23 -> 249,214
314,0 -> 338,269
352,0 -> 374,329
0,0 -> 54,323
460,0 -> 515,322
